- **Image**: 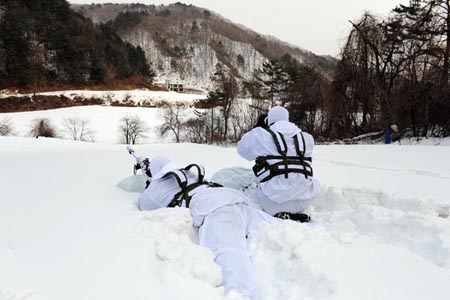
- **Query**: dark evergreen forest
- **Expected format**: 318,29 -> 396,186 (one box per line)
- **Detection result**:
0,0 -> 154,90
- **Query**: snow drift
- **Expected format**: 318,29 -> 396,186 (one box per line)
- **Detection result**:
1,137 -> 450,300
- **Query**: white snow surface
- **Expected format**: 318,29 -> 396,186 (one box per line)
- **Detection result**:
0,106 -> 200,144
3,104 -> 450,146
1,136 -> 450,300
394,137 -> 450,146
0,89 -> 207,105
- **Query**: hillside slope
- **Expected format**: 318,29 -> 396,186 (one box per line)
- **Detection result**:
0,0 -> 153,90
75,3 -> 336,89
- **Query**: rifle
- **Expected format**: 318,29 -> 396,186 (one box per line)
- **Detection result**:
126,146 -> 152,188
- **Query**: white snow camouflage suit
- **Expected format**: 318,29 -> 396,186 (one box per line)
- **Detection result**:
138,156 -> 277,299
237,106 -> 321,215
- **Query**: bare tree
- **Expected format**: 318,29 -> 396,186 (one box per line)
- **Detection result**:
329,3 -> 450,138
329,12 -> 407,137
30,118 -> 56,138
119,114 -> 148,144
61,117 -> 96,142
229,99 -> 261,141
0,117 -> 13,136
208,63 -> 240,140
159,102 -> 186,142
183,118 -> 208,143
287,63 -> 328,135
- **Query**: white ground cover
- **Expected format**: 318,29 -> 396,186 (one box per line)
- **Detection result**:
0,89 -> 207,106
1,134 -> 450,300
0,106 -> 199,144
394,136 -> 450,146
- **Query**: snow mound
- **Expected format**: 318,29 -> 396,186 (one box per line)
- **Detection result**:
250,222 -> 336,300
313,186 -> 450,269
135,208 -> 224,298
0,286 -> 34,300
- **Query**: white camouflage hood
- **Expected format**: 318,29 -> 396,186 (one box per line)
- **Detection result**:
150,156 -> 181,180
270,120 -> 302,137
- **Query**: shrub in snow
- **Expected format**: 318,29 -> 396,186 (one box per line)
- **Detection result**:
61,117 -> 96,142
30,118 -> 57,138
183,118 -> 208,144
0,117 -> 14,136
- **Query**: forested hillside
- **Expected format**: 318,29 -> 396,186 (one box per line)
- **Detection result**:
0,0 -> 154,90
75,2 -> 336,88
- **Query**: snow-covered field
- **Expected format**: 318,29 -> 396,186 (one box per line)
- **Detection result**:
0,89 -> 207,105
1,133 -> 450,300
394,136 -> 450,146
0,106 -> 200,144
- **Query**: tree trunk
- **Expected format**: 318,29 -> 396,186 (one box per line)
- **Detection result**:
442,1 -> 450,83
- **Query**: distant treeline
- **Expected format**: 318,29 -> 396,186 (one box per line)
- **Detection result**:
331,0 -> 450,138
0,0 -> 155,90
242,0 -> 450,139
2,0 -> 449,140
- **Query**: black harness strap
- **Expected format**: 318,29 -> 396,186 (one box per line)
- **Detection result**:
300,132 -> 307,151
253,129 -> 313,182
299,132 -> 313,177
293,134 -> 303,156
184,164 -> 205,182
164,164 -> 222,208
293,133 -> 310,178
164,170 -> 189,208
164,169 -> 187,188
277,133 -> 290,178
264,128 -> 285,154
264,128 -> 289,178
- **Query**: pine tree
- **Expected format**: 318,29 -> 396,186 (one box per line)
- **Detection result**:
254,60 -> 290,106
0,1 -> 32,87
0,0 -> 157,89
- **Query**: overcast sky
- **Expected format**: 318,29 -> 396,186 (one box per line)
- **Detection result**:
69,0 -> 409,56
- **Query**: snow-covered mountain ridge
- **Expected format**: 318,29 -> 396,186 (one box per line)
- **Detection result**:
74,3 -> 336,89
